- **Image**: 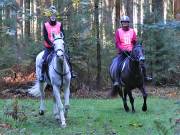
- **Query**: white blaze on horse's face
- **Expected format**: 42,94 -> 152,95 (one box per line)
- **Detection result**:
53,35 -> 65,60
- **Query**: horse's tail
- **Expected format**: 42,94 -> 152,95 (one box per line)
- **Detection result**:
28,81 -> 45,97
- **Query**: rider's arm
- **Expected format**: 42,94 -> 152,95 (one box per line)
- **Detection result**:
43,24 -> 54,47
115,29 -> 122,53
60,24 -> 65,38
132,30 -> 137,46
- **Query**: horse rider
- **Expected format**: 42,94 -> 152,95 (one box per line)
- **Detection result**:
113,15 -> 152,86
40,5 -> 76,82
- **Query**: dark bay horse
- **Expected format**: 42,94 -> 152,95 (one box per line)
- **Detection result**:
109,44 -> 147,112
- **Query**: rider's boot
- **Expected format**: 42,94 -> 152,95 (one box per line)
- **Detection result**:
113,81 -> 119,87
141,64 -> 152,81
71,70 -> 77,79
39,60 -> 46,82
66,55 -> 77,79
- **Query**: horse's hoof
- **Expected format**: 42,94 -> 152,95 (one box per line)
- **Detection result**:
132,110 -> 136,113
142,105 -> 147,112
55,115 -> 60,120
64,105 -> 70,118
125,108 -> 129,112
61,123 -> 66,128
124,105 -> 129,112
39,110 -> 44,115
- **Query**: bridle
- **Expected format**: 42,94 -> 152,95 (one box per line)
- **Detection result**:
129,45 -> 145,62
52,37 -> 70,77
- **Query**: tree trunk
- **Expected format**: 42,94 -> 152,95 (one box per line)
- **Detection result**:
25,0 -> 30,36
124,0 -> 133,23
152,0 -> 164,22
45,0 -> 51,7
0,4 -> 2,47
115,0 -> 121,29
174,0 -> 180,20
94,0 -> 101,89
36,0 -> 41,41
137,0 -> 142,37
16,0 -> 23,39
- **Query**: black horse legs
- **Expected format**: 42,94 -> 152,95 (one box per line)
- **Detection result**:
119,88 -> 129,112
128,91 -> 135,113
119,87 -> 146,112
140,86 -> 147,112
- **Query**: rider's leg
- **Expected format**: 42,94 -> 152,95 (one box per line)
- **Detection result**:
113,53 -> 127,86
141,63 -> 152,81
40,48 -> 52,81
65,54 -> 76,78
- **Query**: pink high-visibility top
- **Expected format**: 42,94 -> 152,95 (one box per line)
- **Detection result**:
44,22 -> 61,48
115,28 -> 137,52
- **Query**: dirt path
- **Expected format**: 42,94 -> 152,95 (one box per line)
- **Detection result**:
0,69 -> 179,99
0,82 -> 179,99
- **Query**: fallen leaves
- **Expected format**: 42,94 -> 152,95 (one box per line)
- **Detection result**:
129,121 -> 143,128
0,123 -> 11,129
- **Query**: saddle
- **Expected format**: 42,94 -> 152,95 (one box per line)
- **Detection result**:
118,57 -> 128,73
42,52 -> 70,79
42,52 -> 54,71
41,52 -> 55,82
117,57 -> 129,85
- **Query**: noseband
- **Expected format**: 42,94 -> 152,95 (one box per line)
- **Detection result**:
53,37 -> 65,56
130,45 -> 144,62
55,48 -> 64,55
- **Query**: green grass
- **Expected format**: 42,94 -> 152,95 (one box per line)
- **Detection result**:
0,97 -> 179,135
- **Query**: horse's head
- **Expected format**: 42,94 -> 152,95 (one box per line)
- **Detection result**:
131,44 -> 145,63
52,33 -> 65,60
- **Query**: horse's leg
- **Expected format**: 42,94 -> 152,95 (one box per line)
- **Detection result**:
127,91 -> 135,113
139,86 -> 148,112
64,78 -> 70,118
122,88 -> 129,112
39,82 -> 46,115
52,85 -> 66,128
118,86 -> 124,107
53,94 -> 60,120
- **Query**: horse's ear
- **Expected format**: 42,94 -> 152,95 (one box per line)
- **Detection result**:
135,40 -> 143,46
135,41 -> 142,47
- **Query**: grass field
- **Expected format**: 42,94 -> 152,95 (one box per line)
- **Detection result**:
0,97 -> 179,135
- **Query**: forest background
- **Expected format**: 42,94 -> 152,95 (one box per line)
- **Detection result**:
0,0 -> 179,92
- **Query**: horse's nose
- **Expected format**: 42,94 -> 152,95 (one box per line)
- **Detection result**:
57,51 -> 63,57
57,53 -> 64,60
139,56 -> 145,61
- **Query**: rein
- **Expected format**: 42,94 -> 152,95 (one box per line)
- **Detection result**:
55,48 -> 64,53
52,35 -> 70,82
53,64 -> 69,77
53,37 -> 63,42
124,45 -> 143,61
123,51 -> 135,61
52,51 -> 70,77
52,53 -> 70,89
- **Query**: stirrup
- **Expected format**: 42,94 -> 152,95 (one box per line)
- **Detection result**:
71,73 -> 77,79
113,82 -> 119,86
144,76 -> 152,81
39,76 -> 44,82
71,71 -> 77,79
